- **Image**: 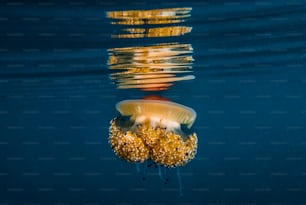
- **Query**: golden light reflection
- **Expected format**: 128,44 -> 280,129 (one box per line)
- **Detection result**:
107,43 -> 194,91
113,26 -> 192,38
107,7 -> 192,38
107,7 -> 192,25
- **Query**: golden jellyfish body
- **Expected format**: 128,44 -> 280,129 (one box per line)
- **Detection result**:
109,99 -> 198,167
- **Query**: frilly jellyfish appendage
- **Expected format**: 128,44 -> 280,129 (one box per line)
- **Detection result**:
109,99 -> 198,168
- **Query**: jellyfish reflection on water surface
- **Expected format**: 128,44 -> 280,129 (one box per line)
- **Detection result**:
109,99 -> 198,168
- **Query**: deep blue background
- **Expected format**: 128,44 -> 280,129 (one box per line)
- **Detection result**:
0,0 -> 306,204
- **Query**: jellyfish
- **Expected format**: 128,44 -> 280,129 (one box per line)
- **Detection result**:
109,99 -> 198,167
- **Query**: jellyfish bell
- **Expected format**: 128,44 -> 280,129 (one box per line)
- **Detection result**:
116,99 -> 196,130
109,99 -> 198,167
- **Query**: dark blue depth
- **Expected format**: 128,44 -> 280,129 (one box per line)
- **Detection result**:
0,1 -> 306,205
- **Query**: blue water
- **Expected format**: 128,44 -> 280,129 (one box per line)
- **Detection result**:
1,1 -> 306,204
